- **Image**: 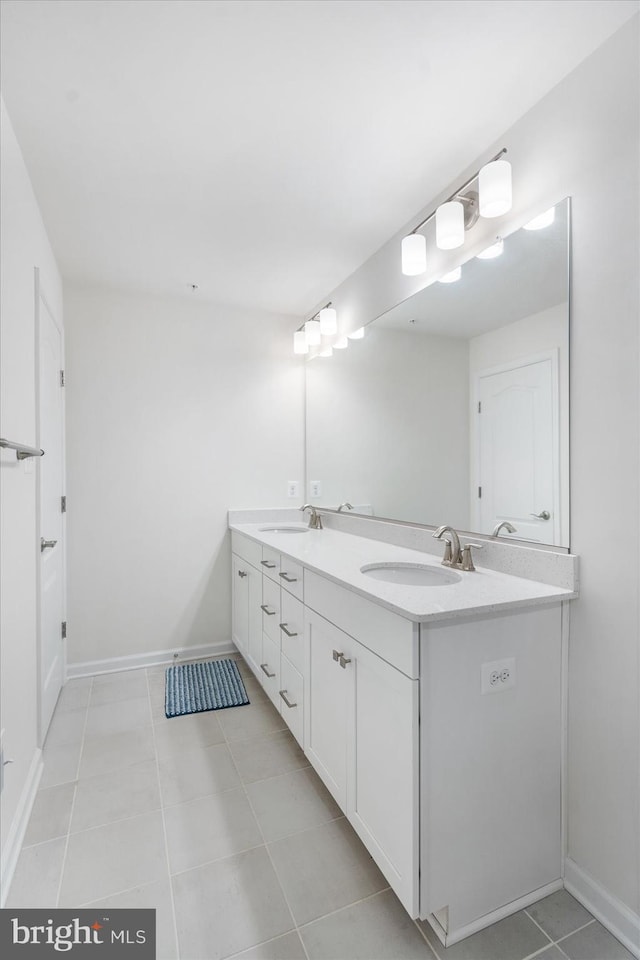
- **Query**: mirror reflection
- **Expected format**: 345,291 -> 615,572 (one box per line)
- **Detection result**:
305,198 -> 570,546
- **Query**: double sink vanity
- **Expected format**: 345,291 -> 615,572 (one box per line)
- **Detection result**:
229,507 -> 578,947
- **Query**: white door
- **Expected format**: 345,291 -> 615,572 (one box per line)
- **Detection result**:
37,278 -> 65,742
475,353 -> 560,543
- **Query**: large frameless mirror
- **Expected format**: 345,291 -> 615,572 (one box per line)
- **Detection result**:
305,197 -> 570,547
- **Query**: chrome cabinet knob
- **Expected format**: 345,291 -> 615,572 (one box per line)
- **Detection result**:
237,570 -> 247,578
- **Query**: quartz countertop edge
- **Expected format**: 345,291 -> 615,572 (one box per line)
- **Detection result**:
229,522 -> 577,624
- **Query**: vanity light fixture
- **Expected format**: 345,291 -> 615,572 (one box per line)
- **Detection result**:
347,327 -> 365,340
304,318 -> 321,346
476,237 -> 504,259
319,305 -> 337,335
293,301 -> 337,354
439,266 -> 462,283
524,206 -> 555,230
400,147 -> 509,275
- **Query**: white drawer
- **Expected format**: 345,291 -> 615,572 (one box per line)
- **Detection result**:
278,557 -> 304,601
280,591 -> 304,673
259,632 -> 281,710
279,655 -> 303,747
261,576 -> 281,643
260,546 -> 281,582
232,531 -> 262,569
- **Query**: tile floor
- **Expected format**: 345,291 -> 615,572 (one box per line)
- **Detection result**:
5,656 -> 635,960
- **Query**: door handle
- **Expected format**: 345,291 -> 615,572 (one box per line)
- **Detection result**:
279,623 -> 298,637
530,510 -> 551,520
237,570 -> 247,578
260,663 -> 276,678
279,572 -> 297,583
260,604 -> 276,616
279,690 -> 297,709
40,538 -> 58,552
261,560 -> 277,569
339,655 -> 352,669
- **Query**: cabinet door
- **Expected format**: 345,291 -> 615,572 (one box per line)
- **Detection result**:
348,642 -> 419,916
259,631 -> 281,709
247,565 -> 263,674
232,554 -> 249,657
279,654 -> 303,747
280,591 -> 304,673
305,610 -> 352,809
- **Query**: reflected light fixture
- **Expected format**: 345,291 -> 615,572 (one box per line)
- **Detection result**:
348,327 -> 365,340
304,318 -> 321,345
319,305 -> 337,335
439,266 -> 462,283
293,330 -> 309,354
400,147 -> 509,276
334,335 -> 349,349
294,301 -> 338,354
524,206 -> 555,230
318,344 -> 333,357
477,237 -> 504,259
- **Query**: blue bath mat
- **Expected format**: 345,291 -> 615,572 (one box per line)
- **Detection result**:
165,658 -> 249,718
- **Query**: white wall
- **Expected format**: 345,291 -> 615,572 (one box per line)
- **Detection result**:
64,286 -> 304,668
313,15 -> 640,936
0,100 -> 63,889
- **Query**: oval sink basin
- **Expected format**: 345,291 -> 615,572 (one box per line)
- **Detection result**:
360,562 -> 461,586
258,525 -> 309,534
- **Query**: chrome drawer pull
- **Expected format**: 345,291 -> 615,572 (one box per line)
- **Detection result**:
237,570 -> 248,578
260,604 -> 276,616
41,538 -> 58,552
279,690 -> 297,709
260,663 -> 276,678
339,655 -> 351,669
279,572 -> 297,583
332,649 -> 342,662
261,560 -> 277,569
279,622 -> 298,638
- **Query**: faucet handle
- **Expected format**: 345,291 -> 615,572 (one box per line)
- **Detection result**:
461,542 -> 483,572
441,538 -> 453,565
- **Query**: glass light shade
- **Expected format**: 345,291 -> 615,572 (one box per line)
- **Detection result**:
435,201 -> 465,250
319,306 -> 337,335
293,330 -> 308,354
347,326 -> 365,340
439,266 -> 462,283
524,207 -> 555,231
479,159 -> 512,218
318,344 -> 333,357
401,233 -> 427,275
476,238 -> 504,259
334,335 -> 348,349
305,318 -> 321,346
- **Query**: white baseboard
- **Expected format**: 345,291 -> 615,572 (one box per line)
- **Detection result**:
66,641 -> 237,679
0,748 -> 43,907
564,858 -> 640,959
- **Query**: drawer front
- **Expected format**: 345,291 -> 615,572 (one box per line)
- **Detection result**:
261,576 -> 281,643
280,591 -> 304,673
278,557 -> 304,600
279,655 -> 303,746
261,546 -> 281,582
259,632 -> 281,710
231,531 -> 262,569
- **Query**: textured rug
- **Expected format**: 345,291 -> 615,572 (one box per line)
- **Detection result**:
165,658 -> 249,718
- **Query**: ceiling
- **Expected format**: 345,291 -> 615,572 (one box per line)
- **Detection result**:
1,0 -> 637,317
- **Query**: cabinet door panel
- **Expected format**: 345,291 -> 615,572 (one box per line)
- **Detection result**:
259,631 -> 281,710
232,554 -> 249,657
279,655 -> 304,747
305,611 -> 351,809
280,591 -> 304,672
262,576 -> 281,643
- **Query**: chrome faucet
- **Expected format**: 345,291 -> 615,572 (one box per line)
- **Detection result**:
492,521 -> 517,537
301,504 -> 323,530
432,524 -> 462,567
337,502 -> 353,512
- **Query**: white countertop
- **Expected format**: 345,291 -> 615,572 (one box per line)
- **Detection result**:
229,521 -> 577,623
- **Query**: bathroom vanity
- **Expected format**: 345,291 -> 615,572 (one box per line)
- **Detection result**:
229,511 -> 578,946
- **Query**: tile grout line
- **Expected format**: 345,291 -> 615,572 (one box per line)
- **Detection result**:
54,675 -> 93,907
145,666 -> 180,960
554,917 -> 597,944
409,919 -> 442,960
522,908 -> 560,952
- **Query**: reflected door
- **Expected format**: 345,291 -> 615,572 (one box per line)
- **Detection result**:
475,353 -> 560,543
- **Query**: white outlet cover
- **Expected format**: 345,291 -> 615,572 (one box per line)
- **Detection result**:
310,480 -> 322,497
481,657 -> 516,695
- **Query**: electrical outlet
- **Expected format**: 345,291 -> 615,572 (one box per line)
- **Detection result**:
481,657 -> 516,695
287,481 -> 299,499
310,480 -> 322,498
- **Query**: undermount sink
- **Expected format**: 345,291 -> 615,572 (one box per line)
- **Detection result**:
258,525 -> 309,534
360,562 -> 462,586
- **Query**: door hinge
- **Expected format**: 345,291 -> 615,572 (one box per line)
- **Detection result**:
478,401 -> 481,413
60,370 -> 65,387
478,486 -> 482,499
61,495 -> 67,513
61,621 -> 67,639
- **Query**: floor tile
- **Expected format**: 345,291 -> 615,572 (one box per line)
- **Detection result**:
78,726 -> 155,779
559,921 -> 635,960
300,889 -> 434,960
90,669 -> 149,705
246,766 -> 342,842
240,676 -> 269,702
419,910 -> 551,960
44,706 -> 87,747
164,788 -> 263,874
230,931 -> 307,960
5,837 -> 67,907
268,817 -> 387,926
229,729 -> 309,784
153,710 -> 226,759
55,678 -> 93,713
23,781 -> 76,845
71,759 -> 161,833
158,742 -> 241,806
84,695 -> 152,738
59,810 -> 167,906
172,846 -> 294,960
81,879 -> 177,960
40,740 -> 82,787
532,947 -> 567,960
526,890 -> 594,942
217,697 -> 287,742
